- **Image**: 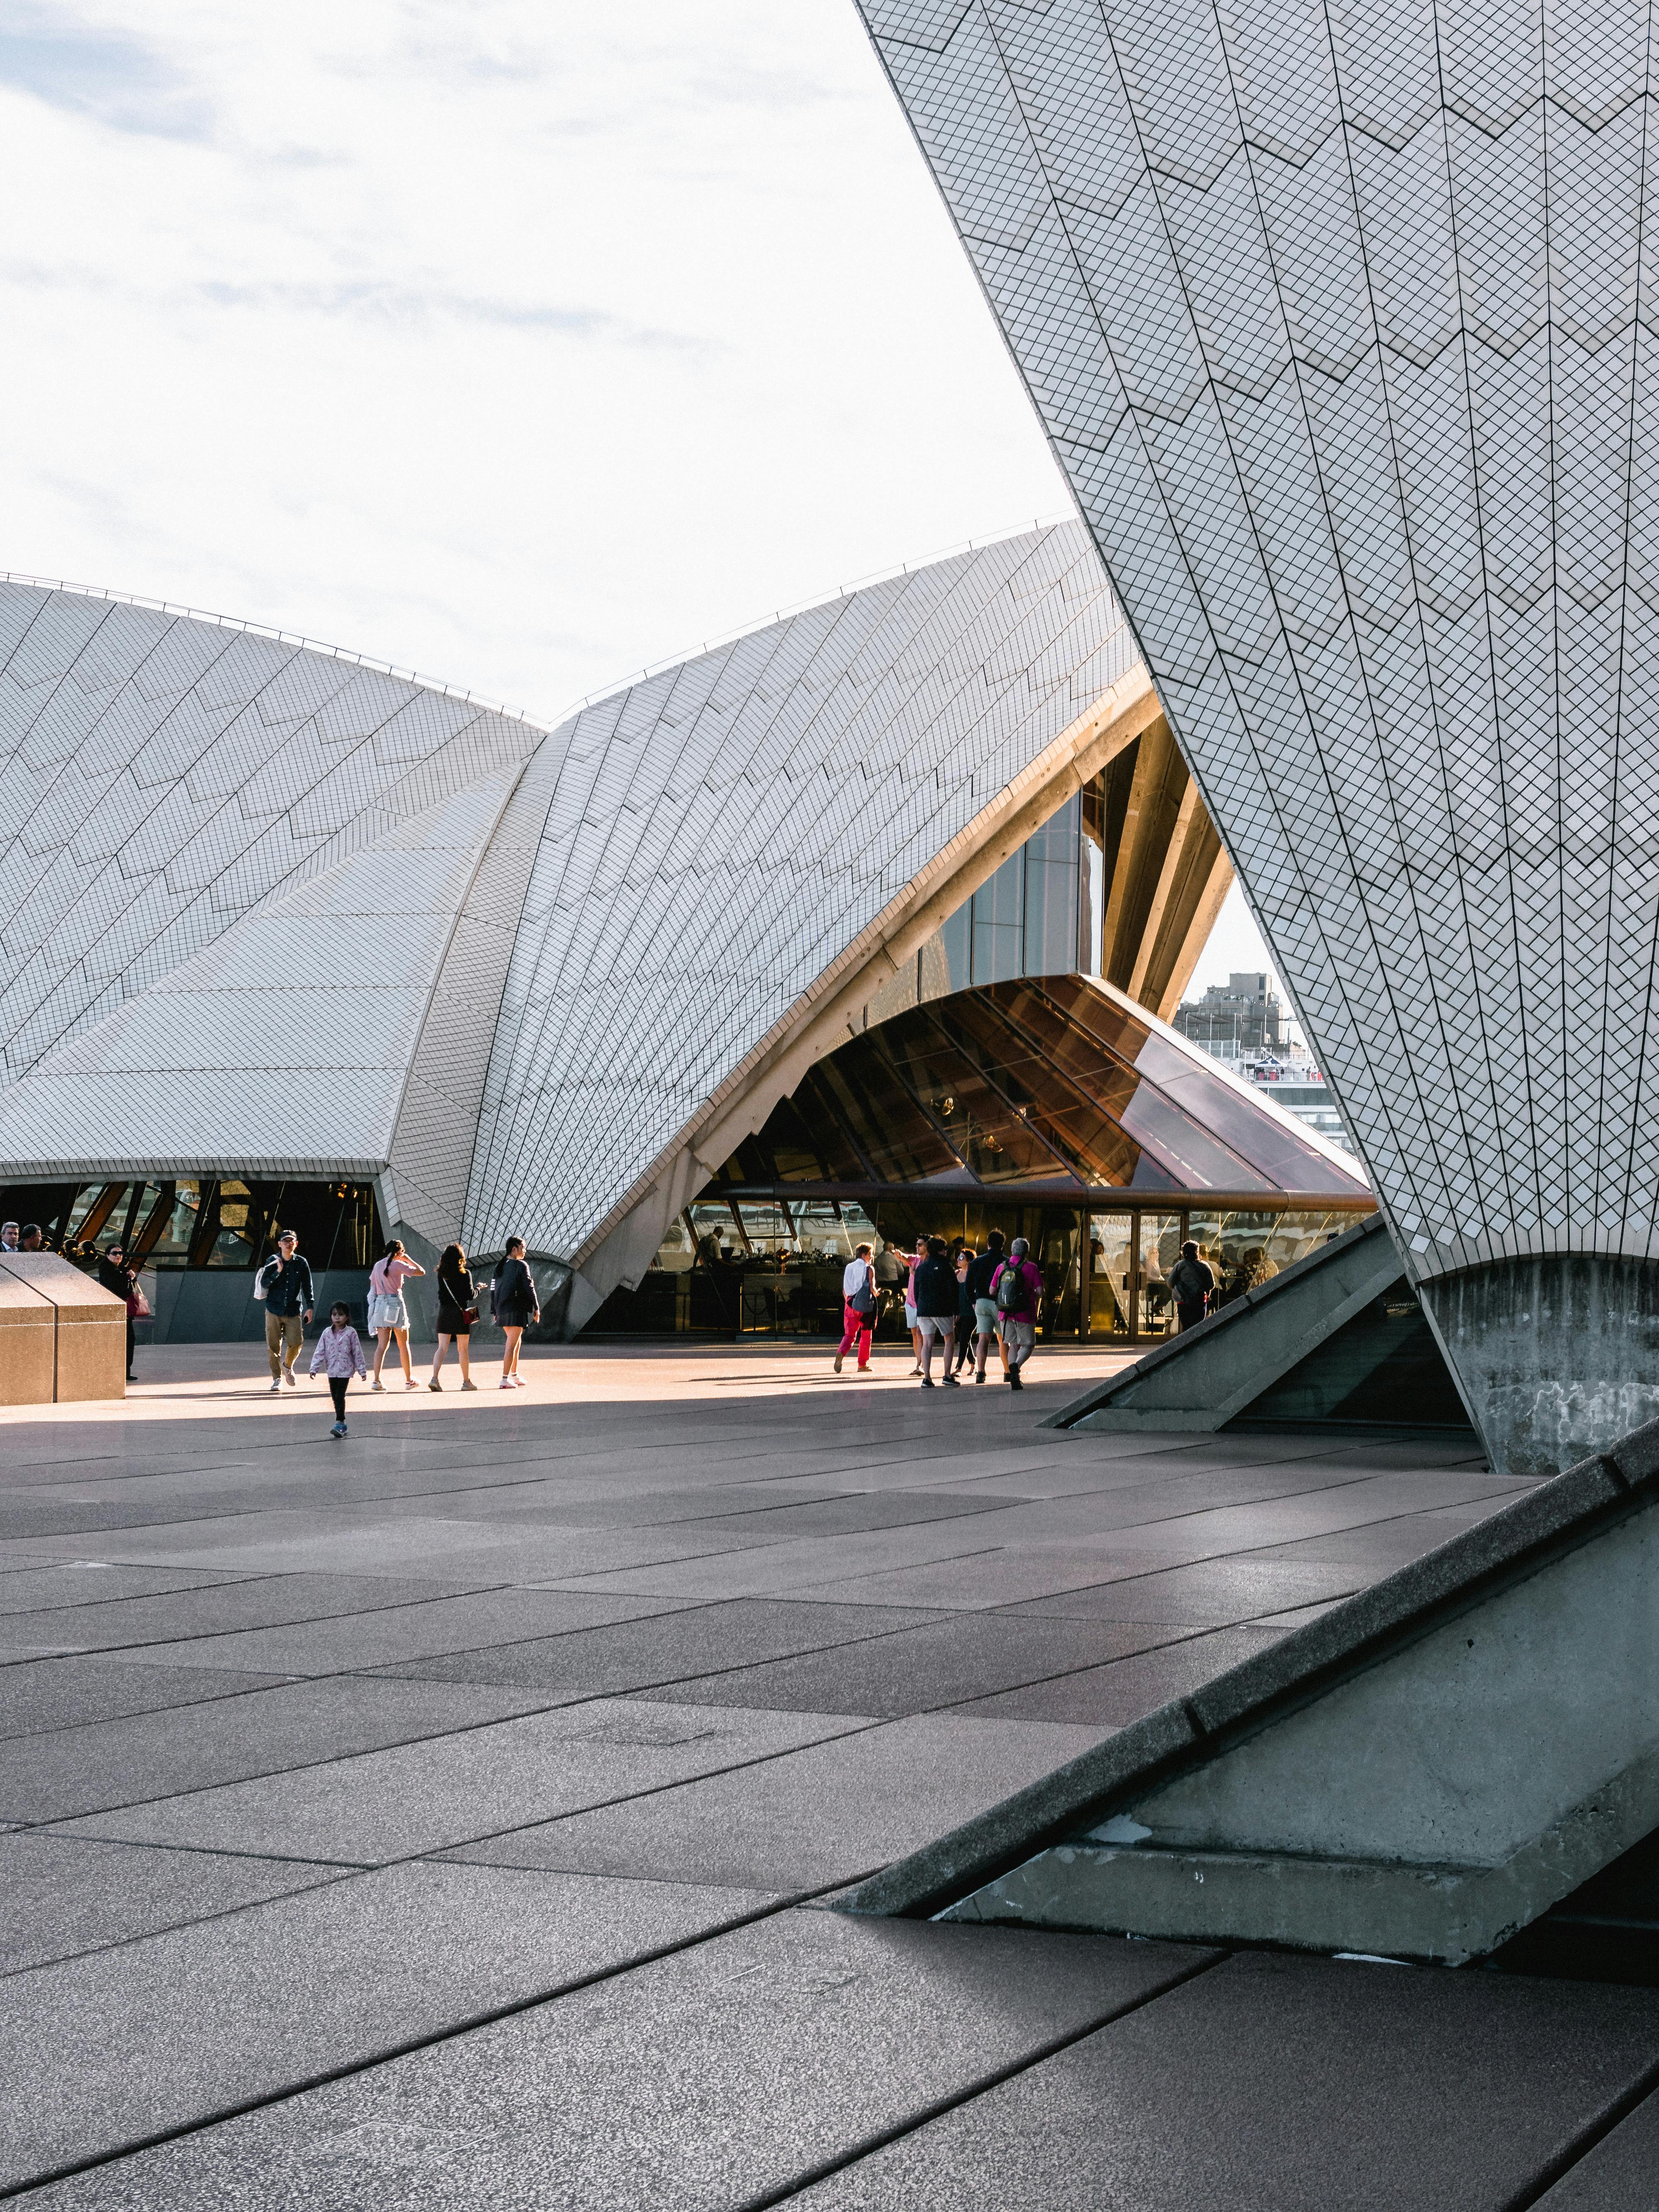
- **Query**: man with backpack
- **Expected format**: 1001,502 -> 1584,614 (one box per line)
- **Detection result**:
255,1229 -> 314,1393
1170,1239 -> 1216,1333
992,1236 -> 1043,1389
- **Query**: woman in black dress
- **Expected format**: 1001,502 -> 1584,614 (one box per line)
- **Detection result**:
429,1242 -> 479,1392
491,1236 -> 539,1389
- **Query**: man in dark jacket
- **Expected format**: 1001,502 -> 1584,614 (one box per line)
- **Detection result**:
1170,1240 -> 1216,1333
912,1236 -> 962,1389
257,1230 -> 314,1394
97,1242 -> 137,1382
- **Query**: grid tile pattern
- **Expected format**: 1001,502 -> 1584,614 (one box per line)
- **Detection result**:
859,0 -> 1659,1285
0,535 -> 1136,1268
462,526 -> 1134,1260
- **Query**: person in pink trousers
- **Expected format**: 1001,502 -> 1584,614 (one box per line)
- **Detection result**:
834,1243 -> 877,1374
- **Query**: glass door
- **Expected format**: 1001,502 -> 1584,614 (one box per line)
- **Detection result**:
1136,1212 -> 1182,1340
1085,1214 -> 1134,1339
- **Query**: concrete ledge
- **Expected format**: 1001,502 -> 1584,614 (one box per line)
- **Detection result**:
837,1414 -> 1659,1934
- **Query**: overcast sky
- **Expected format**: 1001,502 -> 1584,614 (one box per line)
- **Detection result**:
0,0 -> 1270,994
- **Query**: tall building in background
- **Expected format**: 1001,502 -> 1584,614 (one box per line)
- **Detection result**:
1173,973 -> 1284,1057
857,0 -> 1659,1471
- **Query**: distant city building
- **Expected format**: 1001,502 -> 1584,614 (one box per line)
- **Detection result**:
1173,973 -> 1284,1057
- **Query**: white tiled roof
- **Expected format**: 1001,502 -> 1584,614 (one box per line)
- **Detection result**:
856,0 -> 1659,1282
0,528 -> 1141,1264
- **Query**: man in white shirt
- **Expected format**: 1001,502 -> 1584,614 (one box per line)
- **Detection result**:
834,1242 -> 877,1375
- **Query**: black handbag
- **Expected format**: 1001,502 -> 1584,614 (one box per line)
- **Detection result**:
849,1263 -> 876,1315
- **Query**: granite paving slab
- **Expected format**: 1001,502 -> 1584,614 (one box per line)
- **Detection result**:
1253,1507 -> 1527,1572
0,1564 -> 255,1614
953,1625 -> 1286,1725
784,1949 -> 1659,2212
371,1596 -> 945,1698
10,1913 -> 1212,2210
448,1713 -> 1105,1891
1002,1557 -> 1369,1627
0,1515 -> 750,1579
0,1676 -> 562,1824
0,1860 -> 770,2193
0,1832 -> 344,1974
637,1613 -> 1192,1718
55,1698 -> 871,1864
0,1655 -> 295,1740
110,1586 -> 703,1678
0,1572 -> 525,1659
523,1518 -> 1024,1604
1533,2085 -> 1659,2207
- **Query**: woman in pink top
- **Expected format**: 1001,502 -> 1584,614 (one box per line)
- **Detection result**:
367,1239 -> 426,1391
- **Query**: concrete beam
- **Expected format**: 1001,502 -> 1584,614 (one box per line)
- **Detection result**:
837,1415 -> 1659,1966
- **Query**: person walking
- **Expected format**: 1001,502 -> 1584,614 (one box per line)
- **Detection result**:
834,1241 -> 877,1375
902,1243 -> 924,1376
491,1236 -> 538,1388
1170,1239 -> 1216,1333
991,1235 -> 1043,1390
97,1242 -> 139,1382
255,1229 -> 313,1394
966,1230 -> 1006,1383
368,1239 -> 426,1390
912,1236 -> 961,1389
430,1242 -> 480,1391
952,1246 -> 977,1374
309,1301 -> 368,1437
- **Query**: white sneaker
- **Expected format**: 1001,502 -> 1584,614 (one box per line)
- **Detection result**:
513,1375 -> 526,1388
371,1380 -> 384,1392
499,1377 -> 514,1389
283,1368 -> 297,1388
268,1380 -> 281,1394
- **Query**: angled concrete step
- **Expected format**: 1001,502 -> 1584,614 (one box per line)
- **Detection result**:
838,1418 -> 1659,1966
1046,1216 -> 1471,1436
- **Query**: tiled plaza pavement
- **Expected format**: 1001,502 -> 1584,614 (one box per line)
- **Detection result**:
0,1342 -> 1655,2207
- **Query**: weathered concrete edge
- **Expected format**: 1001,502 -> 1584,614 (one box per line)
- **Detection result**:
835,1414 -> 1659,1920
941,1738 -> 1659,1965
1037,1215 -> 1389,1432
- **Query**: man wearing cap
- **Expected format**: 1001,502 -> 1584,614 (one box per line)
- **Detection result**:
255,1230 -> 314,1394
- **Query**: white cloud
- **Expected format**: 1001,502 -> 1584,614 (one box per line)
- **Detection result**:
0,0 -> 1069,718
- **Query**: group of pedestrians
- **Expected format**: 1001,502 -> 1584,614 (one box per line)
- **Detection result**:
255,1231 -> 542,1438
834,1229 -> 1043,1390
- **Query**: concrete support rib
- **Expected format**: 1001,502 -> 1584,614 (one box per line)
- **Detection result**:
838,1416 -> 1659,1966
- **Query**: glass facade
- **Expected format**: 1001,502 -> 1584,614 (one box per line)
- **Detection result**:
0,1180 -> 381,1275
586,976 -> 1372,1342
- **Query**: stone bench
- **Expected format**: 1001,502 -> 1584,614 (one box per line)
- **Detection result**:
0,1254 -> 126,1405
